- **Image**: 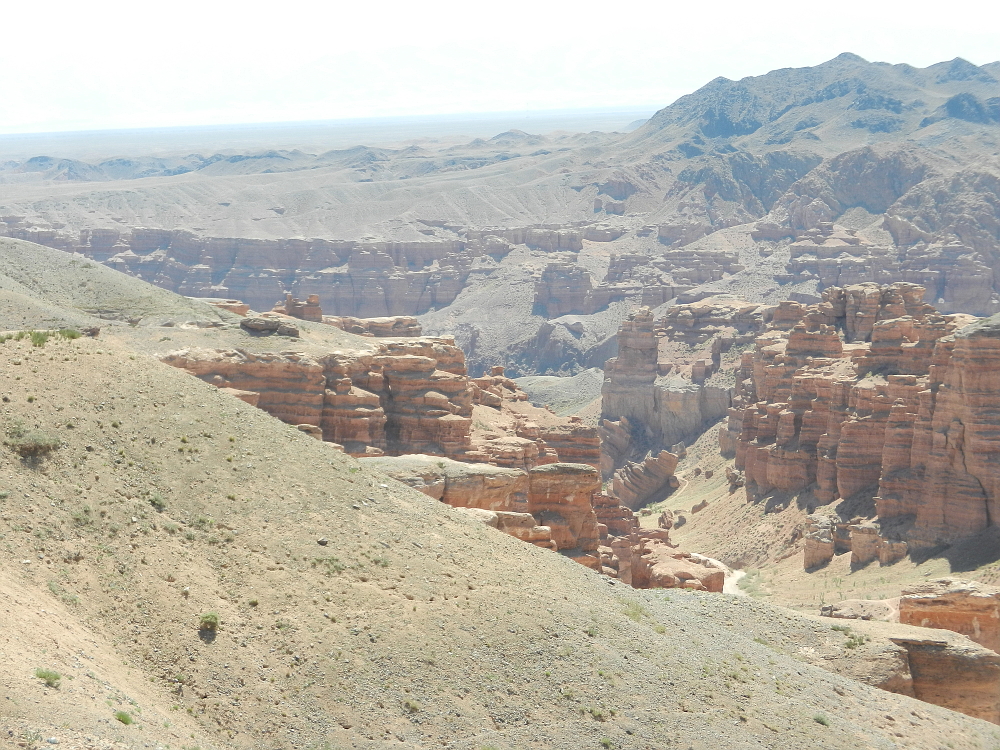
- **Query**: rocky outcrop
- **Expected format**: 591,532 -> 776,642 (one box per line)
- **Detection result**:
189,297 -> 250,316
724,283 -> 996,558
601,299 -> 770,475
803,515 -> 836,569
793,615 -> 1000,724
273,293 -> 323,322
162,339 -> 601,473
610,450 -> 679,510
785,222 -> 996,315
362,455 -> 601,564
821,598 -> 900,622
323,315 -> 422,337
899,579 -> 1000,653
162,336 -> 473,459
364,452 -> 722,592
366,455 -> 600,556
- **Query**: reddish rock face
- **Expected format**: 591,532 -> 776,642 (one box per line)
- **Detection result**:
611,450 -> 679,510
601,298 -> 769,476
900,579 -> 1000,653
162,339 -> 601,473
361,455 -> 600,557
725,282 -> 995,559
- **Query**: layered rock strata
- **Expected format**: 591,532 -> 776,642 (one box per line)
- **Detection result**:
601,299 -> 770,475
784,222 -> 996,316
899,579 -> 1000,653
7,222 -> 623,317
162,340 -> 600,471
610,450 -> 680,510
363,455 -> 600,561
723,282 -> 1000,561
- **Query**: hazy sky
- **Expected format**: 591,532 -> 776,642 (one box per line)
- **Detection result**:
4,0 -> 998,134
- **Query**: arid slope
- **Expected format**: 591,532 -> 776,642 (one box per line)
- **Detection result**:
0,237 -> 996,748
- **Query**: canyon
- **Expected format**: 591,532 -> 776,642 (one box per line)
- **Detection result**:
720,282 -> 1000,563
3,51 -> 1000,746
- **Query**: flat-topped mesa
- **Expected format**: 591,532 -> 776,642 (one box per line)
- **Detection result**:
723,282 -> 994,564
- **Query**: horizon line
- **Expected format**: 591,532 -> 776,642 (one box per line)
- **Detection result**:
0,105 -> 663,140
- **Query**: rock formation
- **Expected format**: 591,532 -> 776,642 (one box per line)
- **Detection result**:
322,315 -> 422,337
161,333 -> 600,471
273,293 -> 323,321
610,450 -> 680,510
800,616 -> 1000,725
363,455 -> 599,560
722,282 -> 1000,560
900,579 -> 1000,653
784,222 -> 996,315
601,298 -> 770,475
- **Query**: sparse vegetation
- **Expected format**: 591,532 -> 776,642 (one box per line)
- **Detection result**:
149,493 -> 166,511
813,714 -> 830,726
402,699 -> 420,713
4,421 -> 61,457
114,710 -> 133,725
35,668 -> 61,687
312,556 -> 346,575
198,612 -> 219,631
623,600 -> 649,622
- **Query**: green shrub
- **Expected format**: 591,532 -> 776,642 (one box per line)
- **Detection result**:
29,331 -> 49,347
813,714 -> 830,726
149,493 -> 166,512
402,699 -> 420,713
35,668 -> 61,687
623,600 -> 648,622
199,612 -> 219,631
5,422 -> 60,457
58,328 -> 81,340
114,710 -> 133,725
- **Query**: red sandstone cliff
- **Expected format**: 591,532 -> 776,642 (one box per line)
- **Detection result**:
723,282 -> 997,563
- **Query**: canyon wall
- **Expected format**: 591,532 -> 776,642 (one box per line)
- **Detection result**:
781,222 -> 995,315
723,282 -> 1000,559
162,336 -> 600,469
3,221 -> 629,318
601,298 -> 770,476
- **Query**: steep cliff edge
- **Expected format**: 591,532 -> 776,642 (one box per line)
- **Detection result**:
722,282 -> 998,563
600,298 -> 771,477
